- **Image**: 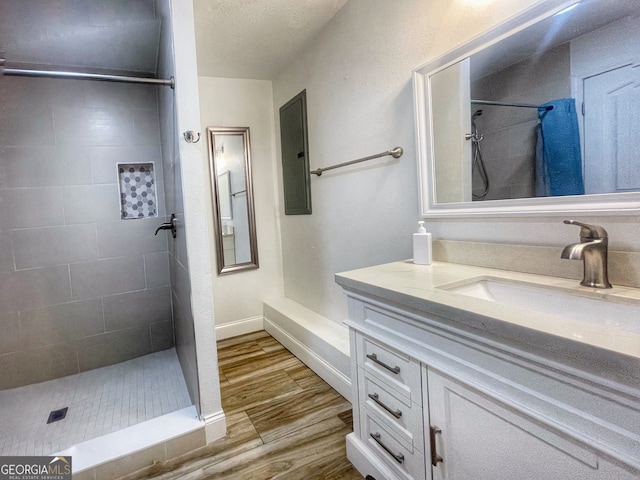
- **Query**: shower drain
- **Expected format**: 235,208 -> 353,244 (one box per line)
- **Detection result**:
47,407 -> 69,424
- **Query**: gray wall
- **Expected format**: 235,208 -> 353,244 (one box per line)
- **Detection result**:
156,0 -> 200,414
0,76 -> 173,390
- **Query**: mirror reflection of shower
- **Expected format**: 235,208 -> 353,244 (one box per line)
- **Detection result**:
471,109 -> 489,200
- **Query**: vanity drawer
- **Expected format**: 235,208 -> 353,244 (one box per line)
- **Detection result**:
359,368 -> 424,453
357,334 -> 422,406
361,411 -> 426,480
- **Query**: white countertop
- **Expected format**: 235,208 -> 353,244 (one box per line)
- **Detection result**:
335,260 -> 640,361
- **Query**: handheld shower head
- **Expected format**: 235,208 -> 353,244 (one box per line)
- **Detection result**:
472,109 -> 483,120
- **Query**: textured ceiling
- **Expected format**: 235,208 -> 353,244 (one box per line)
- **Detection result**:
193,0 -> 349,80
0,0 -> 348,79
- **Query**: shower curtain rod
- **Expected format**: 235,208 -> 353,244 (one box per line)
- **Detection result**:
3,66 -> 175,88
471,99 -> 540,109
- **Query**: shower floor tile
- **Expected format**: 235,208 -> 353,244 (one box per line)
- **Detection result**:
0,348 -> 191,457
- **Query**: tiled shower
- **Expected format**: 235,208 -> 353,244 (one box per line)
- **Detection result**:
0,76 -> 173,389
0,0 -> 199,459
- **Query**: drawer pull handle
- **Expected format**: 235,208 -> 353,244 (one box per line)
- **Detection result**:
430,425 -> 443,466
366,353 -> 401,374
368,393 -> 402,418
370,432 -> 404,464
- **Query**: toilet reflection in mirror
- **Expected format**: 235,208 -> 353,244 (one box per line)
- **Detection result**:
207,127 -> 258,275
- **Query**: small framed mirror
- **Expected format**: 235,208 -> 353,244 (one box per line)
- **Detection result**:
207,127 -> 259,275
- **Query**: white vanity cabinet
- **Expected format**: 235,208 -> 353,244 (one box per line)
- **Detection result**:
354,334 -> 426,480
222,233 -> 236,265
426,367 -> 629,480
342,287 -> 640,480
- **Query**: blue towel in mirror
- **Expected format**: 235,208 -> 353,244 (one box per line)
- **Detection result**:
536,98 -> 584,196
535,123 -> 547,197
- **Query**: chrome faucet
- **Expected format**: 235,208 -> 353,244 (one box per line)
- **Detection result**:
561,220 -> 611,288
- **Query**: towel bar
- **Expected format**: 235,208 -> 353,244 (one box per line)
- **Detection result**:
310,147 -> 403,176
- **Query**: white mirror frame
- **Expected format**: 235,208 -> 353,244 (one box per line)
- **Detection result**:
413,0 -> 640,218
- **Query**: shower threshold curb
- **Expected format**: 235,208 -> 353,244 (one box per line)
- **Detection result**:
54,405 -> 204,475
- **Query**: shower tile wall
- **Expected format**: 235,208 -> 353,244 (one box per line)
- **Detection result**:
156,0 -> 201,415
0,76 -> 173,390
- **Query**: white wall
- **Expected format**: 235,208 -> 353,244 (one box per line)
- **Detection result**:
198,77 -> 284,331
272,0 -> 541,325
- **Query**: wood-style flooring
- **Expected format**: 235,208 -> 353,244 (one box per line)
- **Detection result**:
121,331 -> 363,479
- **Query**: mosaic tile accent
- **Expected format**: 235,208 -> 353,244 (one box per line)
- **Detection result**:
118,163 -> 157,219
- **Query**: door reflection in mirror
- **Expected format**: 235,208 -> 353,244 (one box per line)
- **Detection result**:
207,127 -> 258,275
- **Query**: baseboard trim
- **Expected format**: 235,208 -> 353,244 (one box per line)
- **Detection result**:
214,315 -> 264,341
264,317 -> 352,401
203,410 -> 227,444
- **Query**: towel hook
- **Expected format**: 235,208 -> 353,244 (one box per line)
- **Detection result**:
183,131 -> 201,143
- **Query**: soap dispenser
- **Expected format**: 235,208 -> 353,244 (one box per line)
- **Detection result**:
413,221 -> 432,265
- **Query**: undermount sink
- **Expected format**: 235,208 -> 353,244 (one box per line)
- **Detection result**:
438,277 -> 640,333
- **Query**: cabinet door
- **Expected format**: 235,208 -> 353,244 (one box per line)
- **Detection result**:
426,368 -> 634,480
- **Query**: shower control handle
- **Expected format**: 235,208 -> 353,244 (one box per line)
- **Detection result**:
465,132 -> 483,142
155,214 -> 177,238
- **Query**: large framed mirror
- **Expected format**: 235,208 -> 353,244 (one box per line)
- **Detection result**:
207,127 -> 259,275
413,0 -> 640,217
